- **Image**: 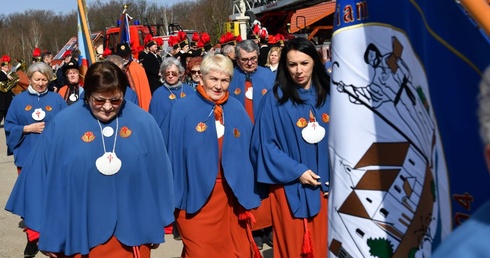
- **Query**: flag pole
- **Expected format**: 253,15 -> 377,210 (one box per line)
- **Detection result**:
77,0 -> 96,63
459,0 -> 490,39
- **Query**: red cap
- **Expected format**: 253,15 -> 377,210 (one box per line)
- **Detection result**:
62,50 -> 72,59
32,48 -> 41,58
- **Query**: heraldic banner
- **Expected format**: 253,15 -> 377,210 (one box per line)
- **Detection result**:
328,0 -> 490,257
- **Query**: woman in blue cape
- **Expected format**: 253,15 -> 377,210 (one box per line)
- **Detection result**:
5,61 -> 174,258
250,37 -> 331,258
149,57 -> 194,128
162,54 -> 262,257
4,61 -> 67,257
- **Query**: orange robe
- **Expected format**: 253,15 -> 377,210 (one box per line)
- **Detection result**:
270,185 -> 328,258
176,137 -> 254,257
67,236 -> 151,258
126,61 -> 152,111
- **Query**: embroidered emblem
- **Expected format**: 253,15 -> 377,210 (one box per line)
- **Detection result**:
233,128 -> 240,138
169,93 -> 176,100
296,117 -> 308,128
82,131 -> 96,142
25,105 -> 32,111
234,88 -> 241,95
119,126 -> 132,138
45,105 -> 53,111
261,89 -> 267,95
180,92 -> 186,98
196,122 -> 207,132
322,113 -> 330,123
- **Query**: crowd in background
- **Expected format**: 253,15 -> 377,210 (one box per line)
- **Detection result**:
1,23 -> 334,257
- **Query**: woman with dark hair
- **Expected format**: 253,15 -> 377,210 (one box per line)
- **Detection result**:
6,61 -> 175,258
251,37 -> 331,257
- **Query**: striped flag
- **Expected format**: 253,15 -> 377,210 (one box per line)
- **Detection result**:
77,0 -> 96,84
328,1 -> 490,257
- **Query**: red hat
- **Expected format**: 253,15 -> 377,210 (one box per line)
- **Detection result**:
200,32 -> 212,52
144,34 -> 154,46
177,31 -> 189,48
102,48 -> 112,58
274,33 -> 285,46
32,48 -> 41,61
1,54 -> 10,66
169,35 -> 180,49
62,50 -> 72,59
191,32 -> 200,47
259,27 -> 269,44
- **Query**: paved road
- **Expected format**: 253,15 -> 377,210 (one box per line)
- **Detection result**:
0,127 -> 272,257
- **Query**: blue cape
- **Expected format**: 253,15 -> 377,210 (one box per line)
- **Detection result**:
162,92 -> 261,214
5,100 -> 175,255
250,87 -> 331,218
228,66 -> 275,118
4,90 -> 67,166
149,83 -> 195,128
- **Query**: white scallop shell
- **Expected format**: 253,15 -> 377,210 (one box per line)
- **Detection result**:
301,122 -> 325,144
96,152 -> 122,175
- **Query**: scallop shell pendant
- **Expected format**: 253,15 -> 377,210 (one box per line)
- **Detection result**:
215,120 -> 225,138
69,93 -> 78,102
96,152 -> 122,175
301,121 -> 325,144
31,108 -> 46,121
245,87 -> 253,100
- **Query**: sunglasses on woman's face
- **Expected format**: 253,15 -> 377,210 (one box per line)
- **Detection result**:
165,71 -> 179,77
91,96 -> 123,106
190,70 -> 201,75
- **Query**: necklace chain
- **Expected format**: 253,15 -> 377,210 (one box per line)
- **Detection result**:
97,118 -> 119,153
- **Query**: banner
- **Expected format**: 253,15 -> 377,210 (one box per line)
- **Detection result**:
77,0 -> 96,84
118,9 -> 131,45
328,0 -> 490,257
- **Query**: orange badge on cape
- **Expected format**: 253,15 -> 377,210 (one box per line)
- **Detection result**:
296,117 -> 307,128
82,131 -> 95,142
234,88 -> 241,95
261,89 -> 267,95
196,122 -> 207,132
169,93 -> 176,100
119,126 -> 132,138
322,113 -> 330,123
233,128 -> 240,138
25,105 -> 32,111
45,106 -> 52,112
180,92 -> 186,98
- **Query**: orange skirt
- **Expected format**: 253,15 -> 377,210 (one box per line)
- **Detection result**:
64,236 -> 151,258
270,185 -> 328,258
176,178 -> 253,257
251,195 -> 272,230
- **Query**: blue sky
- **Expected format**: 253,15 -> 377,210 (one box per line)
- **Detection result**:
1,0 -> 179,15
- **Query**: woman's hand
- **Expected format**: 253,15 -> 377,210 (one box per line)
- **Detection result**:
299,170 -> 321,186
24,122 -> 46,134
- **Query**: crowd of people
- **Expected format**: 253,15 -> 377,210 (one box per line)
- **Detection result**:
1,25 -> 335,258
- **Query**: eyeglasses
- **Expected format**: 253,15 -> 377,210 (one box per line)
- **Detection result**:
91,96 -> 124,106
165,71 -> 179,77
190,70 -> 201,75
239,56 -> 258,63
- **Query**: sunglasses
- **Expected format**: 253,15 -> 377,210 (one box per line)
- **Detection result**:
91,96 -> 124,106
165,71 -> 179,77
190,70 -> 201,75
